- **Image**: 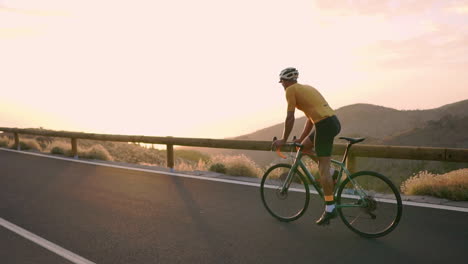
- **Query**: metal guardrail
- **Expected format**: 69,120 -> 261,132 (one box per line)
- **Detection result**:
1,127 -> 467,171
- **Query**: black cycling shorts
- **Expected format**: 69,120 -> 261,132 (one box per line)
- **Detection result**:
308,115 -> 341,157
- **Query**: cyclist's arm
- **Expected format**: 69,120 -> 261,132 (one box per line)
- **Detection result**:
281,110 -> 295,142
275,87 -> 296,146
298,119 -> 313,142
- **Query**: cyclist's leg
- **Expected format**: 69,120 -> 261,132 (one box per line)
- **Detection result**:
316,157 -> 336,225
315,116 -> 341,193
318,156 -> 334,196
314,116 -> 341,225
300,135 -> 318,163
311,128 -> 334,197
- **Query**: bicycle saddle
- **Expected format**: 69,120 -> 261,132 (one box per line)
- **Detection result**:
339,137 -> 366,144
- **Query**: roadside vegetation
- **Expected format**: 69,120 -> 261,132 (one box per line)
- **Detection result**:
0,135 -> 9,148
1,133 -> 466,201
0,134 -> 264,178
401,169 -> 468,201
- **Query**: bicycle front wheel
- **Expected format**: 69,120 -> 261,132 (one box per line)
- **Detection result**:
260,164 -> 310,222
336,171 -> 402,238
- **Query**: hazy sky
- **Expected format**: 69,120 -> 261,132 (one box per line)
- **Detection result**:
1,0 -> 468,138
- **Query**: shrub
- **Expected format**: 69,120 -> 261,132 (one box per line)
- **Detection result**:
35,136 -> 54,150
48,141 -> 72,156
98,141 -> 165,165
51,146 -> 66,155
0,136 -> 9,148
401,169 -> 468,201
210,154 -> 263,178
209,163 -> 227,174
79,144 -> 113,161
17,139 -> 41,151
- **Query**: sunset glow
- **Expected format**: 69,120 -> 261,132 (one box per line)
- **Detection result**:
1,0 -> 468,138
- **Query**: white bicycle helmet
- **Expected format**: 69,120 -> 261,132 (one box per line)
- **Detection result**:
279,67 -> 299,81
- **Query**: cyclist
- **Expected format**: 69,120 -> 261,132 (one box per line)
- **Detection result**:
273,67 -> 341,225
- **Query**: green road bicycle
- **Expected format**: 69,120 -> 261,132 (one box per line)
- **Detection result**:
260,137 -> 402,238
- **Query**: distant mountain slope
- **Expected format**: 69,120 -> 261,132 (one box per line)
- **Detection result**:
383,115 -> 468,148
234,99 -> 468,145
189,99 -> 468,167
435,99 -> 468,117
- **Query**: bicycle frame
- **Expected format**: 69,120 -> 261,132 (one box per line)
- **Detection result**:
265,139 -> 402,237
280,145 -> 367,209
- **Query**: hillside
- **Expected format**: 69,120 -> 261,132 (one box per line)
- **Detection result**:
383,115 -> 468,148
235,99 -> 468,143
189,99 -> 468,167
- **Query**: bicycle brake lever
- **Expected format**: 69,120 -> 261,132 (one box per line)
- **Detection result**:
272,136 -> 288,159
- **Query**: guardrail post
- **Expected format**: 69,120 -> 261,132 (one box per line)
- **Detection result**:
71,138 -> 78,159
167,144 -> 174,171
14,133 -> 20,150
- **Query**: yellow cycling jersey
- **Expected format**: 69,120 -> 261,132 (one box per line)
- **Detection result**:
285,83 -> 335,123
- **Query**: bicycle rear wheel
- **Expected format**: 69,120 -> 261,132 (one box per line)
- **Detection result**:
336,171 -> 402,238
260,164 -> 310,222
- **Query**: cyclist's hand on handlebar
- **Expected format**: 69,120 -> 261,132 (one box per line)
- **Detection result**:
293,137 -> 303,145
272,138 -> 287,159
272,138 -> 286,150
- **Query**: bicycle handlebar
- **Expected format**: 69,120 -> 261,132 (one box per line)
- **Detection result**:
272,136 -> 302,159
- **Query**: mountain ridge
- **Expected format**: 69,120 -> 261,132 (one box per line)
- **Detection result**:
232,99 -> 468,145
189,99 -> 468,167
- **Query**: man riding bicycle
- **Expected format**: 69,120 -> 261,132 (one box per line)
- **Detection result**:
273,67 -> 341,225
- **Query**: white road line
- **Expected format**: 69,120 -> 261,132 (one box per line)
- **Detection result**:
1,148 -> 468,213
0,217 -> 95,264
401,200 -> 468,212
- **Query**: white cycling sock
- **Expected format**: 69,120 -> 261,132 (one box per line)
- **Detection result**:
326,204 -> 335,212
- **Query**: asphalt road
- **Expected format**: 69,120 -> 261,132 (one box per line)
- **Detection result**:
0,149 -> 467,264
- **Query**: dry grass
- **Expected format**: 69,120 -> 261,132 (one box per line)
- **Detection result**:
172,150 -> 211,171
0,135 -> 42,150
79,144 -> 113,161
45,140 -> 73,156
0,136 -> 10,148
210,154 -> 263,178
172,154 -> 264,178
175,159 -> 208,171
1,135 -> 262,178
401,169 -> 468,201
175,149 -> 210,163
95,141 -> 165,165
18,138 -> 42,151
